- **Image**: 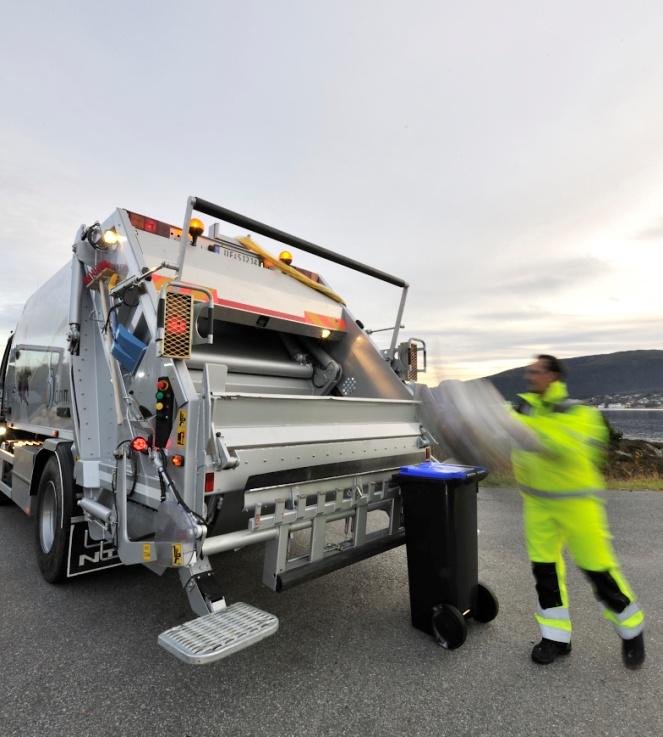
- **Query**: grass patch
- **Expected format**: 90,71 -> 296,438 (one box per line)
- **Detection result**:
606,476 -> 663,491
434,440 -> 663,491
483,470 -> 663,491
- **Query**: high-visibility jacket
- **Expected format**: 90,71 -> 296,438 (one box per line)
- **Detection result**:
512,381 -> 643,642
511,380 -> 608,496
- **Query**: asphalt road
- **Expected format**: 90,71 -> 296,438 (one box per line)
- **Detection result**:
1,487 -> 661,737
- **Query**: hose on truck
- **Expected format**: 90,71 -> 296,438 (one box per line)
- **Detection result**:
154,448 -> 206,527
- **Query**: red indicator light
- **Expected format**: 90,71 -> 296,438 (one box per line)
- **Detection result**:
171,454 -> 184,467
157,380 -> 169,391
128,212 -> 174,238
166,316 -> 188,334
131,436 -> 149,453
204,473 -> 215,493
129,212 -> 145,229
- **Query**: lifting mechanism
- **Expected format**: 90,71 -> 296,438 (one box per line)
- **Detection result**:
0,195 -> 435,664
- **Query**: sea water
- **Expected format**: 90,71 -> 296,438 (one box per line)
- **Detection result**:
601,409 -> 663,442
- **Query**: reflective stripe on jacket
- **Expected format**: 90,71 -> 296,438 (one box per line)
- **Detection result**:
511,381 -> 608,496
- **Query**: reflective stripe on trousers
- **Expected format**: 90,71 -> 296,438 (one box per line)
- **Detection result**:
600,601 -> 645,640
535,606 -> 572,643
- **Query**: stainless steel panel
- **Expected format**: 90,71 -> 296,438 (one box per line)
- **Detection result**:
5,265 -> 73,434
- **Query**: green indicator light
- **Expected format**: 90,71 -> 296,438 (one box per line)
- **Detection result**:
156,391 -> 164,400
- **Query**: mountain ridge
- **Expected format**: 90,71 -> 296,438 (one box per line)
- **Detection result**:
481,349 -> 663,403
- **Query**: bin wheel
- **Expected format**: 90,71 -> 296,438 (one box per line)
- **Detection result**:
431,604 -> 467,650
471,582 -> 499,623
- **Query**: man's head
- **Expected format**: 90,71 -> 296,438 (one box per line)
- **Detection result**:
525,354 -> 565,394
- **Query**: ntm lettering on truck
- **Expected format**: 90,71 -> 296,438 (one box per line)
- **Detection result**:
0,196 -> 431,664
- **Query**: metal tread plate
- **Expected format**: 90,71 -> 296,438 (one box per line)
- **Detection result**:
158,602 -> 279,665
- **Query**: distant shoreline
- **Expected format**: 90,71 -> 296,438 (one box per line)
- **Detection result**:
600,407 -> 663,412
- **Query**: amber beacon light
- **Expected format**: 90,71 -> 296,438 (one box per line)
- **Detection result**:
188,218 -> 205,245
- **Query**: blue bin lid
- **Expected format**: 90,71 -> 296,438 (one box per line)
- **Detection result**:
399,461 -> 487,480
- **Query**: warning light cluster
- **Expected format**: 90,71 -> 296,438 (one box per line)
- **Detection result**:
154,376 -> 175,448
156,379 -> 170,410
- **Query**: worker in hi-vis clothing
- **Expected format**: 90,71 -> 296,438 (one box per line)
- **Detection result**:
512,354 -> 645,668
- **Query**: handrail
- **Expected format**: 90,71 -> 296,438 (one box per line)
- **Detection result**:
191,196 -> 408,289
177,196 -> 409,359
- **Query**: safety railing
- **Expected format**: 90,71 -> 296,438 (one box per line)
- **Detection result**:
176,196 -> 409,359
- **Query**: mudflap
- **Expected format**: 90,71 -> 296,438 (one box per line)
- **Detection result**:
66,515 -> 123,578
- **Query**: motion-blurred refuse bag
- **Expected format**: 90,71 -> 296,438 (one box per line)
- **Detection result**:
414,379 -> 541,469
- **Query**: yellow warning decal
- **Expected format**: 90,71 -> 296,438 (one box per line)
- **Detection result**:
176,409 -> 187,447
143,543 -> 152,561
172,543 -> 183,566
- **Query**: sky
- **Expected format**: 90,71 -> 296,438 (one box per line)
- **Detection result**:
1,1 -> 662,382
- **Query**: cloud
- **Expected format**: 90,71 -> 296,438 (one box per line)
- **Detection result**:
490,257 -> 611,294
0,303 -> 23,329
469,308 -> 555,322
416,313 -> 662,381
1,2 -> 662,384
636,217 -> 663,240
0,303 -> 23,347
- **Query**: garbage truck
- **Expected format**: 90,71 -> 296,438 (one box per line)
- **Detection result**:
0,195 -> 494,664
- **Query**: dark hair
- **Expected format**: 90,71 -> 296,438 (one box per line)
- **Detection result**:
537,354 -> 565,378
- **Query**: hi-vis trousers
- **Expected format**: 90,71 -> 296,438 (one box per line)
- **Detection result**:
522,492 -> 644,643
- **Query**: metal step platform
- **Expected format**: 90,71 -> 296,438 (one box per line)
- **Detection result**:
158,602 -> 279,664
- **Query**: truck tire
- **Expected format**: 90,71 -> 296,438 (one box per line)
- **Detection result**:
34,454 -> 74,583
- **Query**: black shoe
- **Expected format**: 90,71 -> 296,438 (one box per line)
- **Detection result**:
622,633 -> 645,670
531,638 -> 572,665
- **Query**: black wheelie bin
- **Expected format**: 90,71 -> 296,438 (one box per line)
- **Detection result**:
397,461 -> 498,649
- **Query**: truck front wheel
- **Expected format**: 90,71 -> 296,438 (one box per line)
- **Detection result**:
34,455 -> 73,583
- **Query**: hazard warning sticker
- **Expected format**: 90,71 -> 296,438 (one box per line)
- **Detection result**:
172,543 -> 183,566
176,409 -> 187,447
